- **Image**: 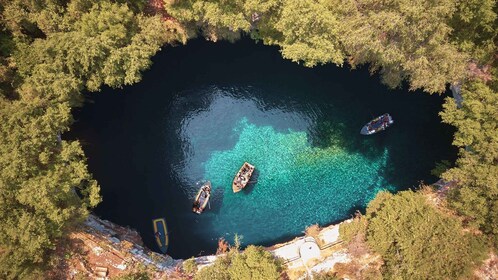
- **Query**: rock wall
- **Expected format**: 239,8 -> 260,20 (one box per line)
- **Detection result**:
53,215 -> 181,279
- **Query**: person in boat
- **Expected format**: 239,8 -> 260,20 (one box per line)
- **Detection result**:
382,115 -> 390,128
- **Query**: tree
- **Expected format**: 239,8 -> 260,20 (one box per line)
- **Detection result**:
0,0 -> 183,276
14,1 -> 173,92
182,257 -> 198,277
167,0 -> 471,93
264,0 -> 345,67
440,81 -> 498,248
450,0 -> 497,63
166,0 -> 252,42
340,0 -> 469,93
194,245 -> 283,280
0,96 -> 100,278
341,190 -> 487,280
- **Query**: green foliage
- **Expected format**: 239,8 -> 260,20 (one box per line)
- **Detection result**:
269,0 -> 345,67
183,257 -> 198,276
14,1 -> 172,92
113,271 -> 151,280
0,96 -> 101,278
166,0 -> 252,42
194,245 -> 283,280
440,81 -> 498,248
339,214 -> 367,243
0,0 -> 183,277
341,0 -> 468,93
364,190 -> 487,279
168,0 -> 347,66
167,0 -> 479,93
431,160 -> 452,177
450,0 -> 497,63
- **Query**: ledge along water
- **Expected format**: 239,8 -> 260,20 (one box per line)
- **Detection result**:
68,38 -> 456,259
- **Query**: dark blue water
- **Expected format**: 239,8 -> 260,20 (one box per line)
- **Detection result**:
69,38 -> 456,258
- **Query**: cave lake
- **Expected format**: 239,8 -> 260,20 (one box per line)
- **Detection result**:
68,38 -> 456,258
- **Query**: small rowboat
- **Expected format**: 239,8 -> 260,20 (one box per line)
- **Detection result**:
360,113 -> 394,135
192,181 -> 211,214
232,162 -> 255,193
152,218 -> 169,254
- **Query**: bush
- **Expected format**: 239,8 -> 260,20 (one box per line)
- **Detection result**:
182,257 -> 198,276
339,212 -> 367,243
366,190 -> 487,280
195,245 -> 282,280
113,271 -> 150,280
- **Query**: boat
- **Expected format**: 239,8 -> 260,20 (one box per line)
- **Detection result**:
192,181 -> 211,214
232,162 -> 255,193
152,218 -> 169,254
360,113 -> 394,135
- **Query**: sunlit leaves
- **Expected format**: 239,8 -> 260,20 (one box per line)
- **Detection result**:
0,0 -> 175,276
440,82 -> 498,247
194,245 -> 282,280
14,2 -> 170,92
342,191 -> 487,280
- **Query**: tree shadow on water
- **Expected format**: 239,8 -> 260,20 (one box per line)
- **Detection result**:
309,120 -> 386,161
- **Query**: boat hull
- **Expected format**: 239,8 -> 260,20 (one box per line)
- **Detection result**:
360,113 -> 394,135
152,218 -> 169,254
193,181 -> 211,214
232,162 -> 255,193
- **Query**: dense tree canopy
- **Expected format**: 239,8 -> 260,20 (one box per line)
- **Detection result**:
450,0 -> 497,63
339,0 -> 467,92
13,1 -> 174,92
0,0 -> 183,277
440,81 -> 498,248
341,190 -> 487,280
165,0 -> 497,93
0,96 -> 100,279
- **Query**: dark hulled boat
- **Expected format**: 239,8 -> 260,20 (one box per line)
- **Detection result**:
152,218 -> 169,254
360,113 -> 394,135
192,181 -> 211,214
232,162 -> 255,193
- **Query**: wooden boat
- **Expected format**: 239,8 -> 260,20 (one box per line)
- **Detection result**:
232,162 -> 255,193
192,181 -> 211,214
152,218 -> 169,254
360,113 -> 394,135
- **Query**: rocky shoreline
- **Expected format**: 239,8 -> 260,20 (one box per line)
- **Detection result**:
59,215 -> 352,279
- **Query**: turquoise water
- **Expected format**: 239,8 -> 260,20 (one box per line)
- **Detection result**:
69,39 -> 456,258
203,118 -> 393,242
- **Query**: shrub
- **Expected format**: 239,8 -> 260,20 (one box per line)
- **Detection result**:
195,245 -> 282,280
182,257 -> 198,276
366,190 -> 487,280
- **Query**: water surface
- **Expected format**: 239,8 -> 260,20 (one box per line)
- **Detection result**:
70,38 -> 455,258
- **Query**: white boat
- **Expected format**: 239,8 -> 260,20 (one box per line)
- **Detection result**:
232,162 -> 255,193
360,113 -> 394,135
192,181 -> 211,214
